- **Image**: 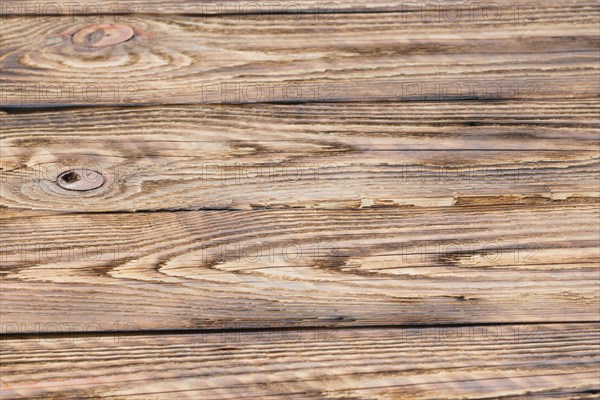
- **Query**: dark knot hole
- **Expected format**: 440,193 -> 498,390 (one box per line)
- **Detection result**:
61,171 -> 81,184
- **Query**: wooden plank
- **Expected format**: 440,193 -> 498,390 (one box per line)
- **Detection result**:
0,2 -> 598,399
1,101 -> 598,212
1,10 -> 598,106
1,0 -> 594,15
1,204 -> 598,332
1,323 -> 599,399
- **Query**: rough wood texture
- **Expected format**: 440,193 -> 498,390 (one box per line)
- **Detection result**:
1,100 -> 598,212
1,324 -> 599,399
1,9 -> 599,106
1,204 -> 598,331
1,2 -> 599,398
1,0 -> 593,15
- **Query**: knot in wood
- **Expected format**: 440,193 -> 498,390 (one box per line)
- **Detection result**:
72,24 -> 134,47
57,169 -> 105,191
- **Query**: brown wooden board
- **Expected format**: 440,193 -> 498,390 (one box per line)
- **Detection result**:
1,324 -> 599,399
1,0 -> 592,15
1,101 -> 598,212
1,2 -> 599,398
1,11 -> 598,107
1,205 -> 598,331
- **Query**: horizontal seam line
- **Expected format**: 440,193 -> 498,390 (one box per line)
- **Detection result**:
2,95 -> 599,112
2,320 -> 599,340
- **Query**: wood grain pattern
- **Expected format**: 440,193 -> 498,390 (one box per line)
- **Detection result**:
1,204 -> 598,332
1,0 -> 597,15
1,324 -> 599,399
1,2 -> 599,398
2,100 -> 598,212
1,9 -> 599,106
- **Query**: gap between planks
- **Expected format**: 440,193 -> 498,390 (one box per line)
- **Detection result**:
2,320 -> 600,341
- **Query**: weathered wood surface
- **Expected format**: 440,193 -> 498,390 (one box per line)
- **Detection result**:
1,100 -> 598,212
1,324 -> 599,399
1,0 -> 592,15
1,1 -> 599,398
1,204 -> 598,331
1,10 -> 598,106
